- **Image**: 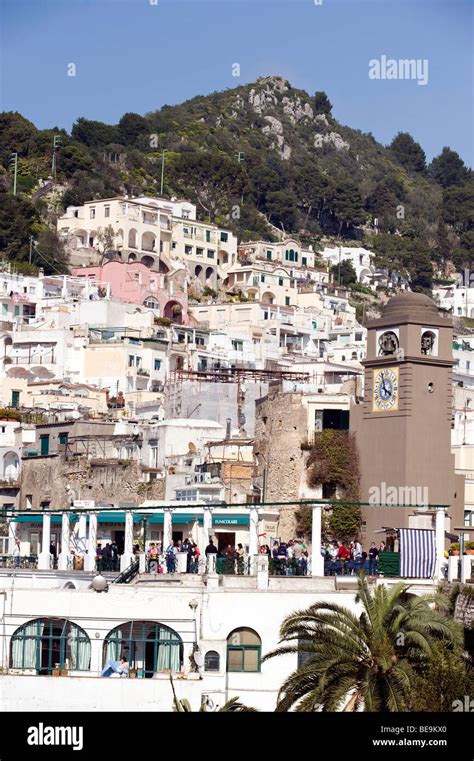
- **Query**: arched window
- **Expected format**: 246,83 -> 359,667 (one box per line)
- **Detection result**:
144,297 -> 160,311
204,650 -> 220,672
10,618 -> 90,674
226,627 -> 261,673
3,451 -> 20,481
103,621 -> 183,678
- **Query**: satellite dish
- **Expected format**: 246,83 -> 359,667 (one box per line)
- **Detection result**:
193,650 -> 204,667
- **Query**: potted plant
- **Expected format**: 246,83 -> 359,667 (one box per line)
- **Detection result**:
464,541 -> 474,556
450,543 -> 460,556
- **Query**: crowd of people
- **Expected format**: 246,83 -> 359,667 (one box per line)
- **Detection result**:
89,535 -> 386,578
140,537 -> 250,575
95,542 -> 120,572
322,539 -> 385,576
146,538 -> 202,574
262,539 -> 310,576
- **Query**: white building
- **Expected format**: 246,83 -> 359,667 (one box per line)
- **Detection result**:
0,499 -> 446,713
319,245 -> 375,285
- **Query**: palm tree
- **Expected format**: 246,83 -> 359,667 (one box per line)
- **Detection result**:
170,676 -> 258,712
264,575 -> 462,712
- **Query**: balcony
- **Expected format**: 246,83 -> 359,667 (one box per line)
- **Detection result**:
0,478 -> 21,489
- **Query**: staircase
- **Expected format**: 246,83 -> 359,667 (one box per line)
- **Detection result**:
111,558 -> 140,584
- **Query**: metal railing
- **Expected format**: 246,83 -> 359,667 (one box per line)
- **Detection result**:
0,554 -> 38,569
95,558 -> 120,573
112,558 -> 139,584
205,555 -> 251,575
268,557 -> 309,576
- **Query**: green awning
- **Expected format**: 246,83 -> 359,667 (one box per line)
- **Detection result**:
12,515 -> 64,524
98,512 -> 142,523
147,513 -> 203,525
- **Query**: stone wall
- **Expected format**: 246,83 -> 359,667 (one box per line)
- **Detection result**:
19,455 -> 164,510
254,388 -> 307,539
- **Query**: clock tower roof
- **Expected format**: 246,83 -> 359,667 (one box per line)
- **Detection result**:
368,292 -> 450,328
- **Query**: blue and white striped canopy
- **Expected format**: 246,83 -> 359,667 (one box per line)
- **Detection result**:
399,528 -> 436,578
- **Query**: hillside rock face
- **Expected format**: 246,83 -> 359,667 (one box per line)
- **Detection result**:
239,76 -> 349,160
262,115 -> 291,160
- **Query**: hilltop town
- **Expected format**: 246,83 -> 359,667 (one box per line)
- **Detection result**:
0,76 -> 472,716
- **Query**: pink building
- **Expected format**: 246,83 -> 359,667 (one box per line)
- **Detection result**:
72,261 -> 188,324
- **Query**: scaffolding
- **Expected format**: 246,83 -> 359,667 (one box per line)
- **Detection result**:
165,367 -> 311,433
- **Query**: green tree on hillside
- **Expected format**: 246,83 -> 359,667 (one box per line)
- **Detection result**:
0,190 -> 40,261
0,112 -> 37,164
71,117 -> 120,148
312,91 -> 332,115
389,132 -> 426,173
330,183 -> 366,236
168,151 -> 246,221
118,113 -> 149,146
429,147 -> 470,188
266,190 -> 299,232
442,180 -> 474,233
293,161 -> 335,228
329,259 -> 357,287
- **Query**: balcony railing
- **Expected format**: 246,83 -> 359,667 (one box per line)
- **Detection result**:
206,555 -> 251,575
0,554 -> 38,570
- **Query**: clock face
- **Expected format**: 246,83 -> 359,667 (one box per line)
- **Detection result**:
372,367 -> 399,412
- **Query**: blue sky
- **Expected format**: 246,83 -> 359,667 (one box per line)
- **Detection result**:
1,0 -> 472,163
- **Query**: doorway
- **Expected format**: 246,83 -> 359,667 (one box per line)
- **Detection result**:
172,531 -> 183,544
112,530 -> 124,554
39,622 -> 63,675
216,532 -> 236,553
145,631 -> 157,679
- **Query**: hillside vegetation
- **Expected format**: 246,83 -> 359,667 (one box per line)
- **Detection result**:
0,76 -> 472,290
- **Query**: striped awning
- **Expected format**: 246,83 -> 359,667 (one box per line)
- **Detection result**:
399,528 -> 436,578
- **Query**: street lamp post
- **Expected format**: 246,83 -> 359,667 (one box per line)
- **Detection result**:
142,517 -> 148,553
10,153 -> 18,196
52,135 -> 61,180
160,149 -> 168,195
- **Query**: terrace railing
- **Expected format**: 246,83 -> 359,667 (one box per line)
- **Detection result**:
0,554 -> 38,570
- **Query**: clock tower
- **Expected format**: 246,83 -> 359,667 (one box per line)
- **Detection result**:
351,292 -> 464,541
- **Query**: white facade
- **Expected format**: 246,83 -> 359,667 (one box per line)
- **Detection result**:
0,569 -> 441,713
319,245 -> 375,285
434,281 -> 474,318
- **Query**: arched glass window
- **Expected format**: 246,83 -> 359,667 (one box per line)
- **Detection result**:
204,650 -> 220,672
10,618 -> 90,674
103,621 -> 183,678
226,628 -> 261,673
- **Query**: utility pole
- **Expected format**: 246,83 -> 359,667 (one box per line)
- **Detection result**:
235,153 -> 245,204
52,135 -> 61,180
160,149 -> 168,195
9,153 -> 18,195
29,236 -> 34,265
